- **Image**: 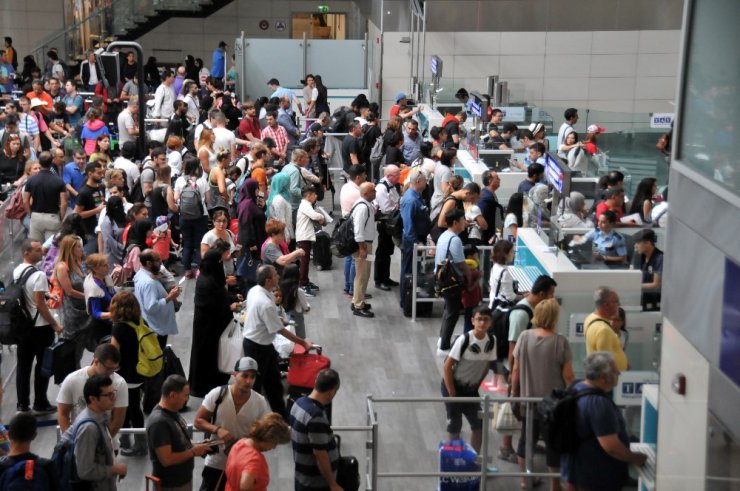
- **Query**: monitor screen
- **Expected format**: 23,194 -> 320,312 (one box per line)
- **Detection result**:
544,153 -> 568,194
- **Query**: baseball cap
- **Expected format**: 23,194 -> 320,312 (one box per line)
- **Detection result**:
587,124 -> 606,133
395,92 -> 407,103
528,122 -> 545,135
154,215 -> 169,234
234,356 -> 259,373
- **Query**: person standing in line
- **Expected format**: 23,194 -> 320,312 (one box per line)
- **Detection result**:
211,41 -> 227,81
289,369 -> 342,491
13,239 -> 63,413
374,165 -> 401,291
0,413 -> 60,485
584,287 -> 630,372
350,182 -> 377,318
193,357 -> 271,491
74,161 -> 106,254
153,70 -> 176,119
398,168 -> 432,305
22,150 -> 67,241
146,375 -> 212,491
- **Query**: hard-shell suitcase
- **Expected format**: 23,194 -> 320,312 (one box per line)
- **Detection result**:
335,435 -> 360,491
313,230 -> 333,270
438,439 -> 480,490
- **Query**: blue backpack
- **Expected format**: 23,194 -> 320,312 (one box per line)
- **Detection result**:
51,419 -> 103,491
0,457 -> 52,490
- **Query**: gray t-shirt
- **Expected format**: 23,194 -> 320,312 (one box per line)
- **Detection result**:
431,162 -> 452,215
140,163 -> 156,207
513,330 -> 572,398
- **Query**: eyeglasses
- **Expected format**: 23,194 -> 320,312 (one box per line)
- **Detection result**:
99,390 -> 117,399
102,362 -> 120,372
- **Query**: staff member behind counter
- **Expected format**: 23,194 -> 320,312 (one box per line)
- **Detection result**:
631,229 -> 663,309
569,210 -> 627,265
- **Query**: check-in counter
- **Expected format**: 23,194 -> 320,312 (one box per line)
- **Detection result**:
456,149 -> 526,204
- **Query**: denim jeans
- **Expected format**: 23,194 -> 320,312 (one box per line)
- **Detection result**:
399,241 -> 415,305
343,255 -> 356,294
180,215 -> 208,270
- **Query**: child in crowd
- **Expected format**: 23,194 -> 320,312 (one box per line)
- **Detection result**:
461,244 -> 483,334
279,264 -> 310,339
151,216 -> 178,269
273,285 -> 286,320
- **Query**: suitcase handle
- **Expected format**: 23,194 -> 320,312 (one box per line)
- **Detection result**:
307,345 -> 322,355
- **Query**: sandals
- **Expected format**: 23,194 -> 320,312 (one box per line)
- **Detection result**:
498,447 -> 518,464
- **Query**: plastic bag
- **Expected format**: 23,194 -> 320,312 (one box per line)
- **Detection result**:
218,320 -> 243,374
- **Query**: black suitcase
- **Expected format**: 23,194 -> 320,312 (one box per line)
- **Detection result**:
286,385 -> 333,423
402,273 -> 435,317
335,435 -> 360,491
313,230 -> 333,270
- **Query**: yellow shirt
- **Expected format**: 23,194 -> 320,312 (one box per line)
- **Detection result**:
584,312 -> 628,371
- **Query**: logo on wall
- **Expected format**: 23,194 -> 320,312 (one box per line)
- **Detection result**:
259,20 -> 269,31
275,20 -> 286,32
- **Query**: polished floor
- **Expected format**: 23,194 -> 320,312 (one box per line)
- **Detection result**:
0,192 -> 637,491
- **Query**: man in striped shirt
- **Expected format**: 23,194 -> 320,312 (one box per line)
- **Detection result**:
290,369 -> 341,491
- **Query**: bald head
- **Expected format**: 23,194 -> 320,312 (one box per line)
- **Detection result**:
384,165 -> 401,186
359,182 -> 376,200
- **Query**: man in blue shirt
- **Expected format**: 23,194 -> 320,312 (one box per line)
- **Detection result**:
402,120 -> 422,164
63,150 -> 87,209
267,78 -> 302,114
435,208 -> 471,354
134,249 -> 182,347
211,41 -> 227,79
478,170 -> 502,244
399,168 -> 432,305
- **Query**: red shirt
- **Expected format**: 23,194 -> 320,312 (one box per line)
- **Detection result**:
225,439 -> 270,491
239,116 -> 261,141
595,201 -> 623,221
390,104 -> 400,118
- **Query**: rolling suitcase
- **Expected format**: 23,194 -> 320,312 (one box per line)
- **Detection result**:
313,230 -> 333,270
402,273 -> 435,317
335,435 -> 360,491
438,439 -> 480,491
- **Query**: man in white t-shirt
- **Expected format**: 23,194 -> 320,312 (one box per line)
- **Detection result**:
441,306 -> 496,453
117,96 -> 139,146
193,356 -> 271,490
12,239 -> 63,413
113,141 -> 140,192
557,108 -> 578,159
212,111 -> 236,161
56,343 -> 129,440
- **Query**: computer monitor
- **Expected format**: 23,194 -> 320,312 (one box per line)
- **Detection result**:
570,177 -> 601,201
478,149 -> 513,170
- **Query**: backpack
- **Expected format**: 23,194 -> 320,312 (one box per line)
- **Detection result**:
179,178 -> 204,220
0,457 -> 52,491
51,419 -> 103,491
4,187 -> 26,220
327,106 -> 350,133
111,244 -> 138,287
451,330 -> 496,367
203,385 -> 229,439
538,383 -> 613,454
129,162 -> 155,204
368,138 -> 385,169
490,303 -> 533,362
127,319 -> 164,377
434,239 -> 464,299
0,266 -> 40,345
330,202 -> 369,257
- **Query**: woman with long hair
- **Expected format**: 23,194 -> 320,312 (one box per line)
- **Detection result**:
313,74 -> 329,116
487,239 -> 522,311
110,291 -> 151,456
83,253 -> 116,347
629,177 -> 657,223
99,196 -> 128,269
54,235 -> 89,366
0,133 -> 27,184
41,213 -> 86,277
150,163 -> 178,221
503,192 -> 525,243
189,249 -> 241,398
89,134 -> 112,166
197,127 -> 217,173
511,298 -> 574,490
175,156 -> 210,277
184,55 -> 199,83
208,148 -> 230,211
224,412 -> 291,491
144,56 -> 161,91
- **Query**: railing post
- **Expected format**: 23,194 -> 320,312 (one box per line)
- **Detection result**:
105,41 -> 147,159
525,401 -> 534,490
480,394 -> 490,490
411,243 -> 418,321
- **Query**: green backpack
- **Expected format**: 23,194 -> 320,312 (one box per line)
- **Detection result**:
128,320 -> 164,377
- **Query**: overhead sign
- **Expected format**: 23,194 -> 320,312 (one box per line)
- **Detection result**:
259,20 -> 269,30
430,55 -> 443,77
275,20 -> 286,32
317,5 -> 330,13
614,371 -> 660,406
650,113 -> 674,129
500,106 -> 526,122
544,153 -> 565,194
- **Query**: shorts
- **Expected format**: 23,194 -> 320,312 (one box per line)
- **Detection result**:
441,381 -> 482,434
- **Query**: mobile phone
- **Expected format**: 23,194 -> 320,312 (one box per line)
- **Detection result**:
178,276 -> 187,286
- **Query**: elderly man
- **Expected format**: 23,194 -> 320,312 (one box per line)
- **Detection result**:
350,182 -> 377,318
277,95 -> 301,145
339,165 -> 367,298
561,352 -> 647,491
584,287 -> 629,371
243,265 -> 312,417
399,168 -> 432,305
374,165 -> 401,291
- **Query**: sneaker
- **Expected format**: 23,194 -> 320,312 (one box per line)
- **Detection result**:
300,286 -> 316,297
307,282 -> 320,290
16,405 -> 31,413
375,282 -> 391,291
497,447 -> 518,464
32,404 -> 57,415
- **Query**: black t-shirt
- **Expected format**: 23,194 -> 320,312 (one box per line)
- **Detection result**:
385,146 -> 404,166
146,405 -> 194,487
0,154 -> 24,184
25,169 -> 66,213
0,452 -> 59,490
111,321 -> 144,384
341,135 -> 360,172
76,182 -> 105,235
361,124 -> 382,164
444,120 -> 460,146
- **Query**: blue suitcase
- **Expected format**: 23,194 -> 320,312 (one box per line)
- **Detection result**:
438,439 -> 480,491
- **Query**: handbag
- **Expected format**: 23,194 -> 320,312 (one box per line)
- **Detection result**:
434,241 -> 463,298
40,338 -> 78,384
46,273 -> 64,310
494,402 -> 522,433
236,254 -> 259,282
3,187 -> 26,220
218,320 -> 243,374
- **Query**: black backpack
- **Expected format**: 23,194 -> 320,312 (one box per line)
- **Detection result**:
129,163 -> 154,204
327,106 -> 350,133
0,266 -> 40,345
51,419 -> 104,491
490,303 -> 533,362
330,202 -> 369,257
538,383 -> 613,454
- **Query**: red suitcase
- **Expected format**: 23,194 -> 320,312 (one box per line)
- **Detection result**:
287,345 -> 331,389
